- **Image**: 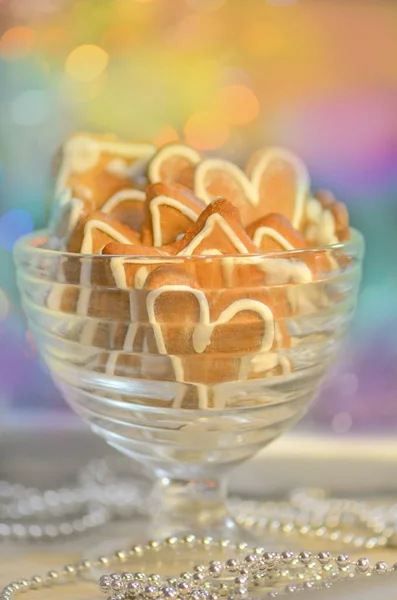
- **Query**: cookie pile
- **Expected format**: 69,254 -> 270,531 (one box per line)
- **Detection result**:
47,133 -> 352,408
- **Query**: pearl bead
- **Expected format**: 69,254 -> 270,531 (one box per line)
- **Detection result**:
336,554 -> 350,568
111,579 -> 123,592
209,561 -> 223,577
99,575 -> 112,592
356,557 -> 371,573
374,561 -> 388,575
161,585 -> 178,598
263,552 -> 277,564
178,581 -> 191,595
165,536 -> 178,546
226,559 -> 239,572
63,564 -> 76,577
127,581 -> 142,596
317,551 -> 330,564
114,550 -> 127,562
298,551 -> 312,565
17,579 -> 29,594
194,565 -> 207,573
145,584 -> 159,598
183,534 -> 196,544
29,576 -> 43,590
281,551 -> 294,564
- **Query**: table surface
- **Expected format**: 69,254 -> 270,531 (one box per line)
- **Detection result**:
2,424 -> 397,598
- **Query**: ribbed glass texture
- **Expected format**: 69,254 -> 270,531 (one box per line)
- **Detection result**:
15,232 -> 364,479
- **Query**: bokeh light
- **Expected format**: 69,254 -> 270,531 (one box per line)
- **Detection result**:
101,24 -> 137,54
0,26 -> 36,60
153,126 -> 180,147
65,44 -> 109,82
184,111 -> 229,150
0,289 -> 10,322
0,0 -> 396,430
185,0 -> 226,12
59,73 -> 108,105
0,209 -> 34,252
216,84 -> 260,125
11,90 -> 53,126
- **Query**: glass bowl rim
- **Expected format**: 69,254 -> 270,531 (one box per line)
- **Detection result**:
14,228 -> 365,262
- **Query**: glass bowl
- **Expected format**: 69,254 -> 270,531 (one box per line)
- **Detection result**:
14,231 -> 364,540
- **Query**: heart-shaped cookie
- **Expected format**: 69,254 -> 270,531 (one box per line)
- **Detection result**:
141,182 -> 206,247
194,147 -> 310,228
147,142 -> 201,189
144,265 -> 279,407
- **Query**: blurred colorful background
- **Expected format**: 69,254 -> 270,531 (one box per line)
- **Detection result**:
0,0 -> 396,432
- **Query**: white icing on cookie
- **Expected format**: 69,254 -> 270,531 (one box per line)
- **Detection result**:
178,213 -> 252,256
149,195 -> 200,247
194,159 -> 257,207
249,148 -> 310,229
80,219 -> 138,254
148,144 -> 201,184
101,189 -> 145,214
304,197 -> 339,246
146,285 -> 275,355
55,135 -> 155,194
252,226 -> 295,251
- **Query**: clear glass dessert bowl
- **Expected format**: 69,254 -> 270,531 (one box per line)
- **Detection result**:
14,231 -> 364,540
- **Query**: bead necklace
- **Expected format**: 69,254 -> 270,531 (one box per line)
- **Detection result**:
1,535 -> 397,599
2,459 -> 397,598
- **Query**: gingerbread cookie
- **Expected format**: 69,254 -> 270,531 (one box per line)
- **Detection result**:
194,158 -> 256,223
53,133 -> 155,235
246,147 -> 310,229
143,262 -> 290,407
141,183 -> 206,247
166,198 -> 261,288
79,212 -> 140,255
49,186 -> 95,251
102,241 -> 169,290
101,189 -> 145,233
194,147 -> 310,228
247,213 -> 309,253
303,190 -> 350,247
148,142 -> 201,189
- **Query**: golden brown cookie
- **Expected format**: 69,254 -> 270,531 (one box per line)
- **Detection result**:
78,212 -> 141,255
167,198 -> 261,288
101,188 -> 145,233
246,147 -> 310,229
303,190 -> 350,246
141,182 -> 206,247
102,241 -> 169,290
193,147 -> 310,228
147,142 -> 201,188
247,213 -> 309,253
54,132 -> 155,214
